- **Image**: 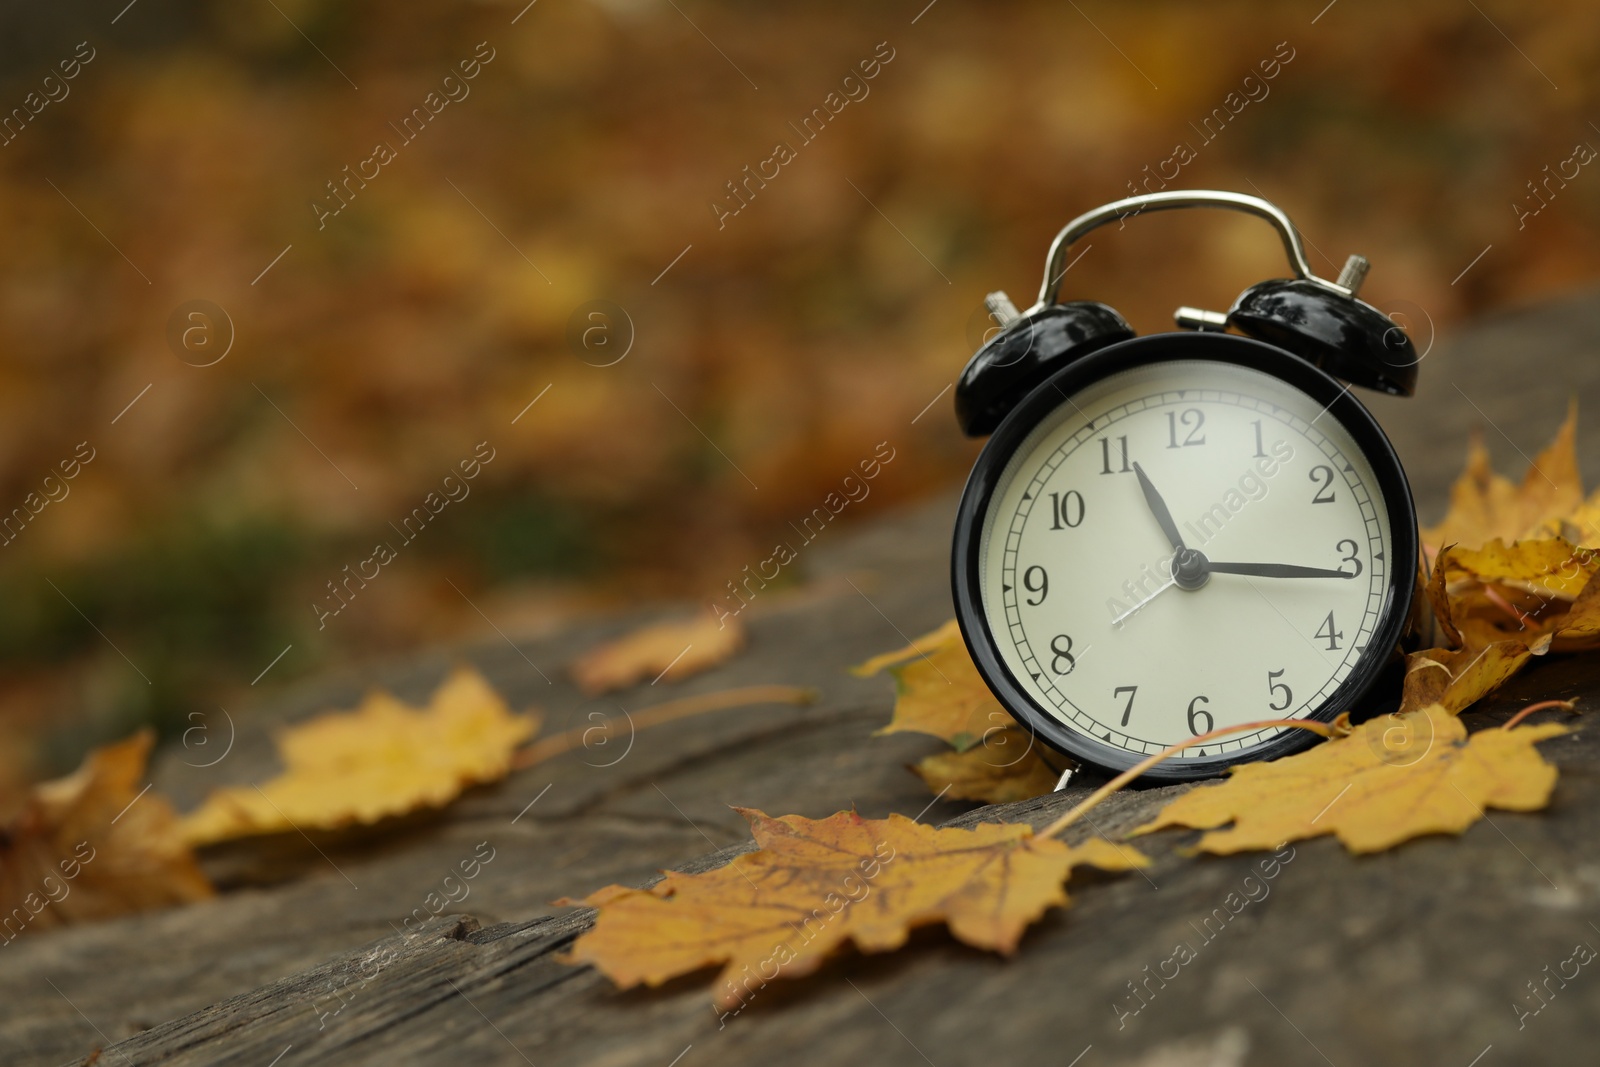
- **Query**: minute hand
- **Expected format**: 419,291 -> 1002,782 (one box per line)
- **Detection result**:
1204,561 -> 1355,579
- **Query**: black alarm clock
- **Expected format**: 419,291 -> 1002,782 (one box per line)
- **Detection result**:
951,190 -> 1419,783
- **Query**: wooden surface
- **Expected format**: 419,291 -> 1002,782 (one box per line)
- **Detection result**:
7,291 -> 1600,1067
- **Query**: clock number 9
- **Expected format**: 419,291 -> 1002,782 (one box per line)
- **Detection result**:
1050,634 -> 1076,675
1047,490 -> 1085,530
1337,538 -> 1362,577
1186,695 -> 1214,735
1022,565 -> 1049,606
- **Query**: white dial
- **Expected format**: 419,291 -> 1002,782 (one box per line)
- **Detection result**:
978,358 -> 1393,761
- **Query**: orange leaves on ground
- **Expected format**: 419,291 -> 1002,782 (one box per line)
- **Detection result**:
1401,641 -> 1535,715
181,668 -> 536,846
1422,403 -> 1582,555
853,619 -> 1013,751
855,620 -> 1060,802
564,808 -> 1145,1007
1,731 -> 211,936
1136,705 -> 1567,854
1407,408 -> 1600,714
570,612 -> 745,695
912,731 -> 1061,804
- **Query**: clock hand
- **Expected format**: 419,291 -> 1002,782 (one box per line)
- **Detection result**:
1110,575 -> 1177,627
1132,461 -> 1186,552
1203,561 -> 1356,579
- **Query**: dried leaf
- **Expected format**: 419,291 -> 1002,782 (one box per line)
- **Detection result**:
1410,535 -> 1600,714
854,620 -> 1017,751
1422,404 -> 1581,554
1134,705 -> 1567,854
180,667 -> 536,846
1439,538 -> 1595,600
912,731 -> 1060,804
1400,641 -> 1533,715
2,731 -> 211,933
570,612 -> 744,695
1549,570 -> 1600,652
564,808 -> 1145,1006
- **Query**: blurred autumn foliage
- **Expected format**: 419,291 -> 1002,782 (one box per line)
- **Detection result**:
1,0 -> 1599,802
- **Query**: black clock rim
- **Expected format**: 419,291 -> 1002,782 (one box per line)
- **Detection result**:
950,331 -> 1419,782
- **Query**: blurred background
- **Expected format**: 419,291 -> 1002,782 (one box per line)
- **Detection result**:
1,0 -> 1597,808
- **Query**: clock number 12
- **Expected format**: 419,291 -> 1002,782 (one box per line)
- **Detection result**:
1166,408 -> 1205,448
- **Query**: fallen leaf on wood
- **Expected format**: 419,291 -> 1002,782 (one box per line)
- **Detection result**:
854,619 -> 1018,751
570,612 -> 744,695
563,807 -> 1145,1007
1400,641 -> 1533,715
1408,537 -> 1600,714
1422,404 -> 1581,555
912,731 -> 1059,804
180,667 -> 536,846
2,731 -> 211,934
1439,538 -> 1595,601
1134,705 -> 1567,854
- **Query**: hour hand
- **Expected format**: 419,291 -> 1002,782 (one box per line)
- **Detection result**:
1131,461 -> 1186,552
1204,561 -> 1356,579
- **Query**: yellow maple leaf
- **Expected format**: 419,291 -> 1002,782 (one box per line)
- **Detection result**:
1134,704 -> 1567,854
912,730 -> 1060,804
180,667 -> 536,846
563,808 -> 1145,1007
2,731 -> 212,933
853,619 -> 1017,751
1422,403 -> 1581,554
570,612 -> 745,695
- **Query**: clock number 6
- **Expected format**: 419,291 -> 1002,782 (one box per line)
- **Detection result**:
1050,634 -> 1077,675
1186,695 -> 1214,735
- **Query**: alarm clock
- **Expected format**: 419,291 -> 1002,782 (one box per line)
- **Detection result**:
950,190 -> 1420,782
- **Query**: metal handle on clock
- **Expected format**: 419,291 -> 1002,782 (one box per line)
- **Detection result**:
1033,190 -> 1352,310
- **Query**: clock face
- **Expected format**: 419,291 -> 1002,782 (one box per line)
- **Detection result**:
964,344 -> 1409,775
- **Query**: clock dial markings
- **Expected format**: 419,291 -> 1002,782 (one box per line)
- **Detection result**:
982,360 -> 1392,760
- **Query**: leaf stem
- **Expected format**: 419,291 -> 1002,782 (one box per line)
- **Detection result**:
511,685 -> 816,770
1039,718 -> 1346,840
1500,698 -> 1578,731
